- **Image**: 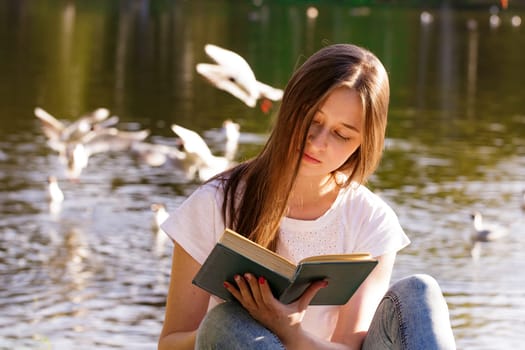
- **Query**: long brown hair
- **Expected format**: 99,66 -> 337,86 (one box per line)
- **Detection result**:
216,43 -> 390,251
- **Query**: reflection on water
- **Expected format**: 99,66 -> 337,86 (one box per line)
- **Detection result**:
1,1 -> 525,349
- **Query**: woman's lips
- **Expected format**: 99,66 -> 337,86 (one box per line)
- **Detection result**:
302,152 -> 321,164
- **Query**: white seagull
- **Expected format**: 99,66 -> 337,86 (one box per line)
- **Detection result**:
64,127 -> 150,180
151,203 -> 169,231
171,123 -> 236,181
47,175 -> 64,216
34,107 -> 118,156
222,119 -> 241,161
196,44 -> 283,108
47,175 -> 64,203
469,211 -> 508,242
150,203 -> 170,255
130,141 -> 186,168
34,106 -> 152,180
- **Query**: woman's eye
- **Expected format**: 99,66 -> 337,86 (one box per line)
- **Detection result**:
335,132 -> 351,141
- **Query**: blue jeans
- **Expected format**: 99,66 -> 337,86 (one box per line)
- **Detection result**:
195,274 -> 456,350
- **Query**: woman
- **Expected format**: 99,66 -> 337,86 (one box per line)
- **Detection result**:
159,43 -> 456,349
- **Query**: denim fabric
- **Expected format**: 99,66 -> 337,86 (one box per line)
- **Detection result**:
195,301 -> 285,350
362,274 -> 456,350
196,274 -> 455,350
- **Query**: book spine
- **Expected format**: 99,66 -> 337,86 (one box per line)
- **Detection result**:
279,265 -> 312,304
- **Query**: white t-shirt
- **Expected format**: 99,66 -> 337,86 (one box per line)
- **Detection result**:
161,179 -> 410,340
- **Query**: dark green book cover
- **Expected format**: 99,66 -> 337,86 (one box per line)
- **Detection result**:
192,229 -> 378,305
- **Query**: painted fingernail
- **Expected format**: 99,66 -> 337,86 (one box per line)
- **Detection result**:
258,276 -> 265,285
322,281 -> 329,288
234,274 -> 241,282
223,281 -> 229,288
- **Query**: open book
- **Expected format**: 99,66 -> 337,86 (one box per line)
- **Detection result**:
192,228 -> 378,305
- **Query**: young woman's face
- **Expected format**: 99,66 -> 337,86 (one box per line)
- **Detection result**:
299,87 -> 363,179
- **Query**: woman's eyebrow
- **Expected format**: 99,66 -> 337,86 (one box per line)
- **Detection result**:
342,122 -> 360,133
317,109 -> 361,133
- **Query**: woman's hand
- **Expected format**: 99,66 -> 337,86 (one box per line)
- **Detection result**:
224,273 -> 328,346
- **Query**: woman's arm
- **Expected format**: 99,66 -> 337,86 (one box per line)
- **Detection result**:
330,252 -> 396,349
158,243 -> 211,350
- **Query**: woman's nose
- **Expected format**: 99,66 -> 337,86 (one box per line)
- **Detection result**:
308,126 -> 328,150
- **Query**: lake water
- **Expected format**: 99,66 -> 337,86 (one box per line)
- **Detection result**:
1,1 -> 525,349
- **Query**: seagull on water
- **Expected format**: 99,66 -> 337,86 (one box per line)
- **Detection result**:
171,123 -> 237,182
34,107 -> 146,180
223,120 -> 240,154
151,203 -> 169,232
47,175 -> 64,203
469,211 -> 508,242
34,107 -> 118,156
64,127 -> 150,180
130,141 -> 185,168
47,175 -> 64,216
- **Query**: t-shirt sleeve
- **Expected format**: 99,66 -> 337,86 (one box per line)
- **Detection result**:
160,182 -> 225,264
348,189 -> 410,258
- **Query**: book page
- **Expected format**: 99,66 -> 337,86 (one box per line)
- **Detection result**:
300,253 -> 374,264
221,229 -> 297,278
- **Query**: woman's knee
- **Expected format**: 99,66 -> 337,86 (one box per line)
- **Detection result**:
390,274 -> 444,302
385,274 -> 452,335
385,274 -> 456,349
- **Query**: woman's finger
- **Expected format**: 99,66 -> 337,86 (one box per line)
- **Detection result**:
244,273 -> 264,305
223,280 -> 242,301
257,276 -> 275,305
234,274 -> 252,300
236,274 -> 266,312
